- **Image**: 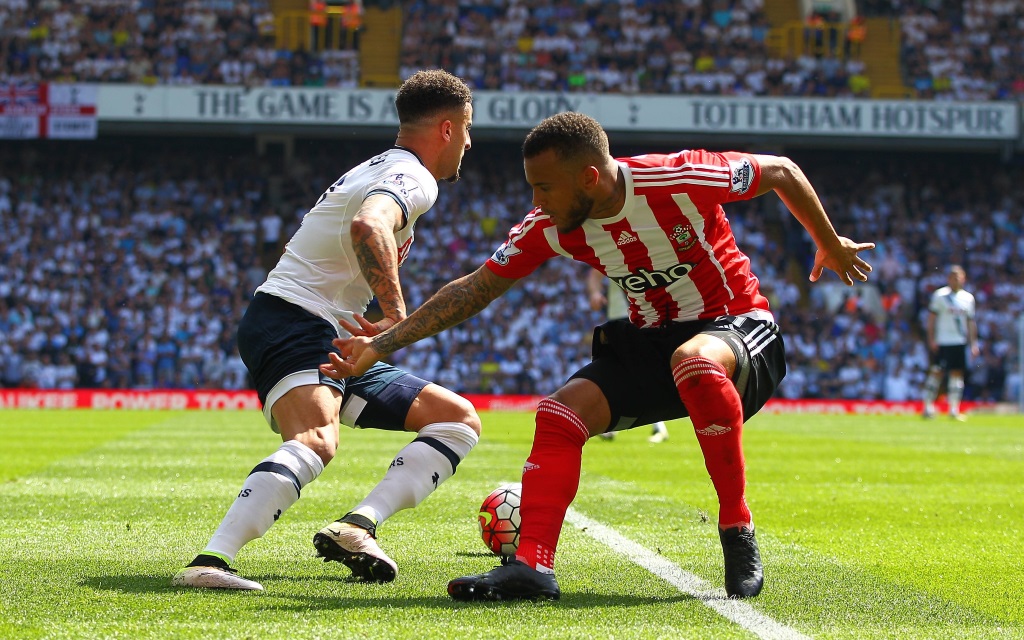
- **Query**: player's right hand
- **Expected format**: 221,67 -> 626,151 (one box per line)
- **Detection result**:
809,236 -> 874,286
320,336 -> 381,379
339,313 -> 399,337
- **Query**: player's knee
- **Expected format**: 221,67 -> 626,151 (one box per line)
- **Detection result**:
448,395 -> 482,436
288,426 -> 339,466
670,343 -> 733,372
414,385 -> 482,435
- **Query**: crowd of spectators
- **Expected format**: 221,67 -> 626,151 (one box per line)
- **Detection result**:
0,0 -> 360,87
399,0 -> 873,98
1,137 -> 1022,405
893,0 -> 1024,100
4,0 -> 1024,102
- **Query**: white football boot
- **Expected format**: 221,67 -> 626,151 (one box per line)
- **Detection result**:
313,517 -> 398,583
172,565 -> 264,591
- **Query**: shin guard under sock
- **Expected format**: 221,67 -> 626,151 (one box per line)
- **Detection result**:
515,399 -> 590,573
673,356 -> 751,529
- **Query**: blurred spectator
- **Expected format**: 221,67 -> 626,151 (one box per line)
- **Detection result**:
0,0 -> 360,87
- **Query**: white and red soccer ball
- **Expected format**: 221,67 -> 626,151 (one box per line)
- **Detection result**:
477,482 -> 521,557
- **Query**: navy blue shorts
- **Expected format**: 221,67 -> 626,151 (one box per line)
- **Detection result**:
570,315 -> 786,432
237,292 -> 429,433
932,344 -> 968,372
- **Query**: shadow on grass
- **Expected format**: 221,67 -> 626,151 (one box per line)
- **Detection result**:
81,574 -> 693,609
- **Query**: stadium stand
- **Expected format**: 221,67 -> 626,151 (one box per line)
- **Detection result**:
0,137 -> 1021,403
1,1 -> 1022,404
7,0 -> 1018,100
398,0 -> 876,97
0,0 -> 359,87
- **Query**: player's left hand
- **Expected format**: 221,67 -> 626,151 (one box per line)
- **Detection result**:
810,236 -> 875,286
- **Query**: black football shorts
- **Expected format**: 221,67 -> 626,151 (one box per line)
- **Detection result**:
237,292 -> 429,433
932,344 -> 968,371
570,315 -> 786,432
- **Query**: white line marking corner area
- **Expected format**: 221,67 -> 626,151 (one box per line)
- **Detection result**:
565,508 -> 812,640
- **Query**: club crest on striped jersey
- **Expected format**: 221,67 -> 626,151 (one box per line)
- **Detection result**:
670,223 -> 696,252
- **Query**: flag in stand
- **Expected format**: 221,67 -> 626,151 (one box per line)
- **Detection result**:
0,83 -> 97,139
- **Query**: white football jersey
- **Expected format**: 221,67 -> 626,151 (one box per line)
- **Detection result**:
257,147 -> 438,336
928,286 -> 976,346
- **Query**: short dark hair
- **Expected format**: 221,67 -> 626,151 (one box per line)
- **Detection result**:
522,112 -> 610,163
395,70 -> 473,125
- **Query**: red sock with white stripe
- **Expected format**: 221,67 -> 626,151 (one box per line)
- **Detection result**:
673,356 -> 751,529
515,398 -> 590,573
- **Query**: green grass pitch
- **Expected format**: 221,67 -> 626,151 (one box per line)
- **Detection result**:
1,409 -> 1021,639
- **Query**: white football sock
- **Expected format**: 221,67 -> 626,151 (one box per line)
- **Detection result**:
948,374 -> 964,415
351,422 -> 478,524
204,440 -> 324,562
923,368 -> 942,413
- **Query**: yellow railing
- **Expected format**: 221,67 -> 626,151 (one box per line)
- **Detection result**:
766,20 -> 859,60
276,7 -> 361,52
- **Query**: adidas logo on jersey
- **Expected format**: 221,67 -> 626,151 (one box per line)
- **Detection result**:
523,461 -> 540,473
696,424 -> 732,436
616,231 -> 638,246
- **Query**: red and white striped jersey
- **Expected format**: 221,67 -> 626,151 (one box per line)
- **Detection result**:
486,149 -> 773,328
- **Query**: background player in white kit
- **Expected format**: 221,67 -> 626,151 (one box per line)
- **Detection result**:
921,264 -> 978,420
173,70 -> 481,591
323,112 -> 875,601
586,269 -> 669,443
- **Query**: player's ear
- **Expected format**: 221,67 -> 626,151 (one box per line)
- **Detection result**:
581,165 -> 600,189
440,118 -> 453,142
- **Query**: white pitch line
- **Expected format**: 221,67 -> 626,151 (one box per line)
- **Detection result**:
565,508 -> 812,640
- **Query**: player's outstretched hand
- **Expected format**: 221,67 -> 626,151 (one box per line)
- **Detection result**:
319,336 -> 382,379
338,313 -> 399,337
810,236 -> 875,286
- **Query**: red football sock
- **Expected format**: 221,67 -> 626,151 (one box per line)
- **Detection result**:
673,356 -> 751,529
515,398 -> 590,573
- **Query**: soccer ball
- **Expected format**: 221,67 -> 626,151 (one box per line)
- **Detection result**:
477,482 -> 522,557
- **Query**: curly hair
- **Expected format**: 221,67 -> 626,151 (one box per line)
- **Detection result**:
522,112 -> 610,163
395,70 -> 473,125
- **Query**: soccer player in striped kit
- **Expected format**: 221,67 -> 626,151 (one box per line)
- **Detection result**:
323,112 -> 875,600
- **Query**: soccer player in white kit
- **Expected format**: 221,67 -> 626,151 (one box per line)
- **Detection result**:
173,70 -> 481,591
323,112 -> 875,601
921,264 -> 978,420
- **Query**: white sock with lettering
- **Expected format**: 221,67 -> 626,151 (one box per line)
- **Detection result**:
350,422 -> 478,524
204,440 -> 324,562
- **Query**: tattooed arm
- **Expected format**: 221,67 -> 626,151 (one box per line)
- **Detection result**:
321,264 -> 519,378
349,194 -> 408,332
